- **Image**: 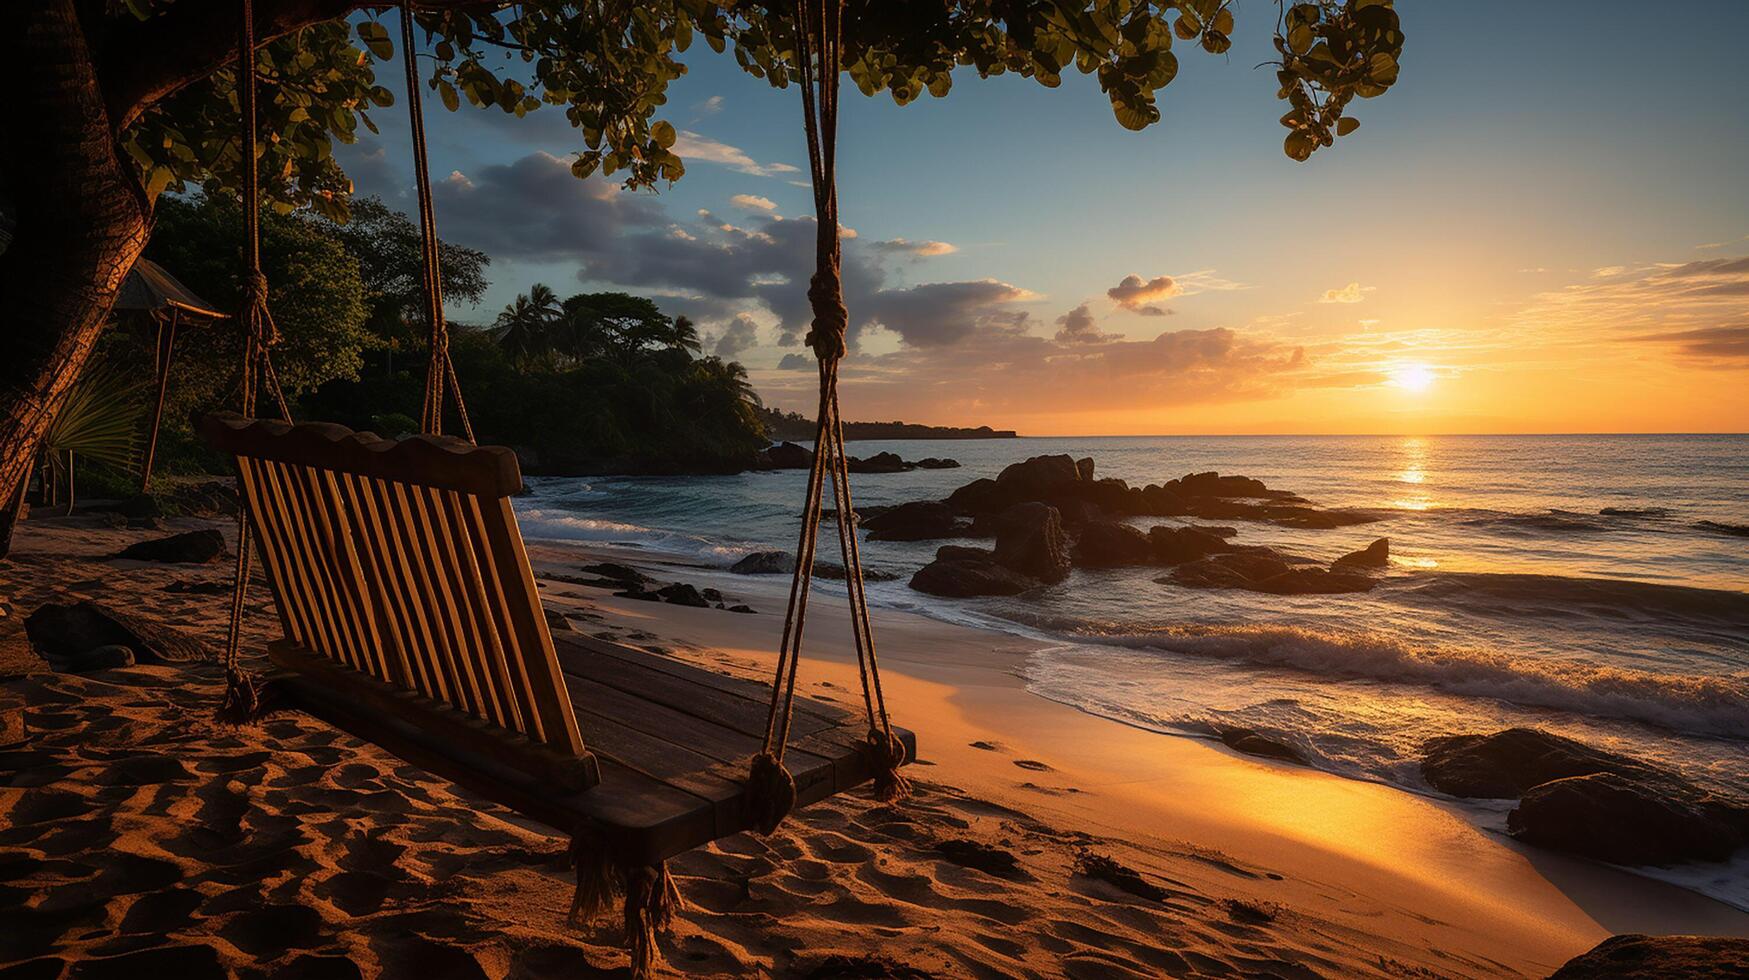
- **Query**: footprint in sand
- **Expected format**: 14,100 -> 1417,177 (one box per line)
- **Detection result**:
968,740 -> 1007,752
1012,759 -> 1053,772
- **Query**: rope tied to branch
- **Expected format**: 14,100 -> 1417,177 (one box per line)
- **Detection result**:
747,0 -> 909,834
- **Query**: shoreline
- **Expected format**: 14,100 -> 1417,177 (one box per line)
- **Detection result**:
524,538 -> 1749,967
3,515 -> 1746,976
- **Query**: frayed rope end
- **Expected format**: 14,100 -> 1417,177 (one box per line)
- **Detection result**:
866,729 -> 911,804
214,666 -> 265,727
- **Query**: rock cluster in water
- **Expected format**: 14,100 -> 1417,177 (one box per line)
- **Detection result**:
877,454 -> 1386,598
753,442 -> 958,473
1421,728 -> 1749,866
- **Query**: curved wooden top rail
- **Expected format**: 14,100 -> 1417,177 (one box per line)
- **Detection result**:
200,413 -> 522,498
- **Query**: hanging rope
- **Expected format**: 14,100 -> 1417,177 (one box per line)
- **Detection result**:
217,0 -> 293,725
747,0 -> 908,834
400,3 -> 474,442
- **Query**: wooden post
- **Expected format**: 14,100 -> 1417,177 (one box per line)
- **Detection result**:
140,309 -> 179,493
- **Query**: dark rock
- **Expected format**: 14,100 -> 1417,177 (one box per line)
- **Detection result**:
1072,521 -> 1153,567
1165,471 -> 1277,499
1165,552 -> 1292,590
1217,728 -> 1305,765
935,545 -> 994,563
1508,772 -> 1749,865
118,494 -> 161,519
728,605 -> 757,614
847,451 -> 910,474
863,501 -> 962,541
614,589 -> 661,603
1147,526 -> 1229,565
1054,499 -> 1106,527
1420,728 -> 1667,800
579,562 -> 649,587
112,529 -> 226,564
700,588 -> 723,602
655,583 -> 710,608
992,503 -> 1070,584
1549,934 -> 1749,979
811,562 -> 899,582
915,457 -> 960,469
1137,484 -> 1186,516
1074,457 -> 1095,481
909,559 -> 1040,598
542,609 -> 574,632
23,601 -> 208,669
1248,567 -> 1377,595
1332,537 -> 1390,569
995,454 -> 1083,504
730,551 -> 796,575
756,441 -> 815,470
944,478 -> 1013,515
1696,520 -> 1749,538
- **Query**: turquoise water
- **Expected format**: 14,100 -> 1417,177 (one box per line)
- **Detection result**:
515,434 -> 1749,904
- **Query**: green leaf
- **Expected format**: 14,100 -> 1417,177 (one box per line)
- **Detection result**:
1336,116 -> 1360,136
356,21 -> 393,61
438,80 -> 460,112
652,120 -> 676,148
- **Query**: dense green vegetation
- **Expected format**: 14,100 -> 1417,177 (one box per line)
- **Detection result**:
98,195 -> 768,485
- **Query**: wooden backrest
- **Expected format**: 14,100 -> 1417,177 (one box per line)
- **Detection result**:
200,413 -> 586,757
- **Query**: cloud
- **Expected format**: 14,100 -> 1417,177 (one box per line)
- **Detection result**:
711,314 -> 760,360
1510,252 -> 1749,364
1054,303 -> 1116,345
671,131 -> 799,178
871,238 -> 958,259
730,194 -> 777,212
777,353 -> 814,370
693,95 -> 724,116
862,280 -> 1037,348
1317,282 -> 1375,304
1107,274 -> 1181,315
430,151 -> 662,261
1629,326 -> 1749,360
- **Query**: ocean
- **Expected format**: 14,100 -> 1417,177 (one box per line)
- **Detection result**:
513,434 -> 1749,906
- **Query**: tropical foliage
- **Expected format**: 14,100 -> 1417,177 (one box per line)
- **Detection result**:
119,0 -> 1405,224
41,357 -> 150,505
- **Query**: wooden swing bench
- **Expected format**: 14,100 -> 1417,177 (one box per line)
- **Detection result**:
199,411 -> 914,884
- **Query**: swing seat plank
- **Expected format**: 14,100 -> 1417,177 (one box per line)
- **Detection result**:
202,413 -> 915,868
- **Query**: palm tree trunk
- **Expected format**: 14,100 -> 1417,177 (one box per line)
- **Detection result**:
0,0 -> 153,556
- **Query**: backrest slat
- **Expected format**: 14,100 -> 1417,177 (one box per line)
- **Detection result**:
338,473 -> 418,689
234,456 -> 304,643
434,488 -> 523,731
201,412 -> 586,757
459,492 -> 549,744
260,459 -> 350,663
295,462 -> 387,680
475,497 -> 587,755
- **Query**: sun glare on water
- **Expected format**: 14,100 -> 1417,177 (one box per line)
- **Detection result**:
1391,364 -> 1436,393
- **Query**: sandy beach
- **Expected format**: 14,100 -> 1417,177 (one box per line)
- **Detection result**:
3,513 -> 1746,978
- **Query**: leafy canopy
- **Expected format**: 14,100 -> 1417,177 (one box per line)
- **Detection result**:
121,0 -> 1402,221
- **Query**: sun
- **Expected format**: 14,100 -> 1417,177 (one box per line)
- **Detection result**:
1390,364 -> 1436,393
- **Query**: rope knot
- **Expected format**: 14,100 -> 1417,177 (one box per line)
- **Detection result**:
242,270 -> 270,310
747,750 -> 797,835
805,269 -> 848,363
864,728 -> 912,803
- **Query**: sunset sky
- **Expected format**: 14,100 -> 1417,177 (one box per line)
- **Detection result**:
338,1 -> 1749,435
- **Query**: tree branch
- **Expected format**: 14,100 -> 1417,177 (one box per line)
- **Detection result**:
102,0 -> 374,132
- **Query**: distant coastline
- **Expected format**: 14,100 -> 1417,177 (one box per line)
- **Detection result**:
759,407 -> 1018,442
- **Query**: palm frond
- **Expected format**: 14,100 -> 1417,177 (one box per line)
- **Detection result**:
44,357 -> 150,473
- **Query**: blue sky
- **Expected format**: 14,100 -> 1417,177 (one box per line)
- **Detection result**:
335,1 -> 1749,433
